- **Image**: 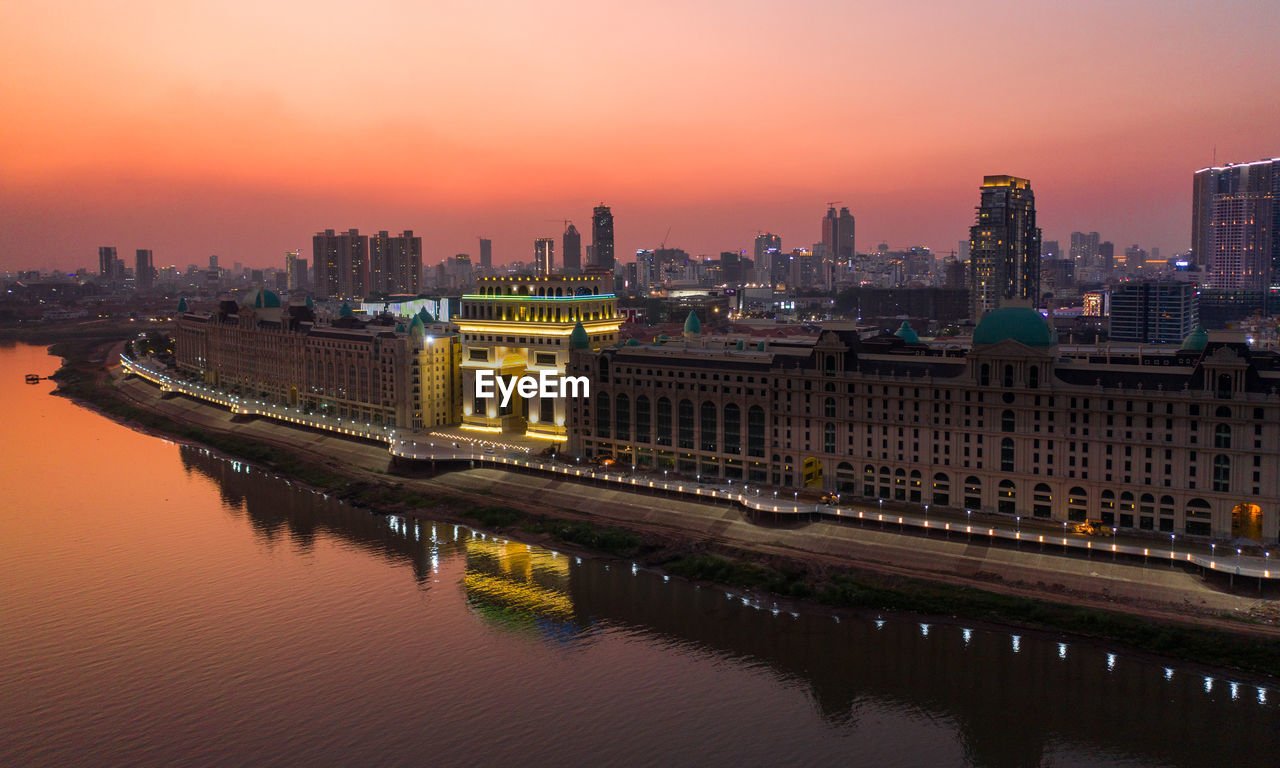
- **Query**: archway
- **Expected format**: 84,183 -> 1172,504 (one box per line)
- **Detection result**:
1232,503 -> 1263,540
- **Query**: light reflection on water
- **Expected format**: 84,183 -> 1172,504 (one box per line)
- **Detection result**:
1,342 -> 1277,768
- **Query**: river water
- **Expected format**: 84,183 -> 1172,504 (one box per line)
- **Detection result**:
2,342 -> 1277,767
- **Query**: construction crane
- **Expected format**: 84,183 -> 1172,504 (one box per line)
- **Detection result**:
825,200 -> 842,209
545,219 -> 574,231
659,227 -> 672,250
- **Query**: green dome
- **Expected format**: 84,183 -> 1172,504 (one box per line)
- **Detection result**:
395,322 -> 407,333
657,333 -> 671,341
177,297 -> 189,313
893,321 -> 920,344
339,301 -> 354,318
683,310 -> 701,336
624,337 -> 639,346
408,315 -> 425,338
973,306 -> 1054,347
243,286 -> 281,309
305,295 -> 315,309
569,320 -> 590,350
756,341 -> 766,351
735,339 -> 745,350
417,307 -> 435,323
1180,324 -> 1208,352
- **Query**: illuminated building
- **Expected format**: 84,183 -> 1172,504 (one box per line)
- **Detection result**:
1193,159 -> 1279,288
1109,281 -> 1198,343
456,274 -> 621,441
175,289 -> 460,429
312,228 -> 369,300
1082,291 -> 1108,317
570,307 -> 1280,542
535,237 -> 555,276
969,176 -> 1041,320
370,230 -> 421,296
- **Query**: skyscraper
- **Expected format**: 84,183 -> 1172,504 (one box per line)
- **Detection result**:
1192,158 -> 1279,291
821,206 -> 856,266
371,230 -> 422,295
98,246 -> 117,280
479,238 -> 492,271
135,249 -> 153,291
754,232 -> 782,285
535,237 -> 555,276
562,223 -> 582,274
369,231 -> 392,295
285,250 -> 302,291
968,175 -> 1041,319
591,204 -> 614,271
1109,281 -> 1198,343
312,228 -> 370,299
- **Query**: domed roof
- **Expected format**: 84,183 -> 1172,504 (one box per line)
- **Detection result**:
624,337 -> 639,346
893,321 -> 920,344
1180,324 -> 1208,352
177,297 -> 189,313
242,286 -> 281,309
569,320 -> 590,350
339,301 -> 354,318
973,306 -> 1055,347
417,307 -> 435,323
735,339 -> 745,350
408,315 -> 425,338
305,295 -> 315,309
683,310 -> 701,336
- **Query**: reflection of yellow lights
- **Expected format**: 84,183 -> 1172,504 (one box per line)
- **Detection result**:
524,429 -> 567,441
461,423 -> 503,433
454,321 -> 622,336
463,573 -> 575,620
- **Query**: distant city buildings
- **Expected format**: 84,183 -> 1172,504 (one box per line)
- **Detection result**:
591,204 -> 615,271
98,246 -> 119,282
562,224 -> 581,274
479,238 -> 493,271
822,206 -> 856,267
1109,281 -> 1198,343
535,237 -> 555,276
312,228 -> 369,300
755,232 -> 783,285
285,250 -> 307,292
969,175 -> 1041,319
1192,158 -> 1279,293
135,249 -> 153,291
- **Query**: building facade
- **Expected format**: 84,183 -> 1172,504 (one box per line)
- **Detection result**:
562,224 -> 581,274
455,274 -> 621,441
1193,159 -> 1279,287
535,237 -> 555,276
175,288 -> 460,429
1109,281 -> 1199,344
569,307 -> 1280,543
591,205 -> 615,271
135,249 -> 154,291
970,176 -> 1041,320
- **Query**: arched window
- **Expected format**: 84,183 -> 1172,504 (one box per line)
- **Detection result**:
723,403 -> 741,454
1100,489 -> 1115,525
747,406 -> 765,457
1215,405 -> 1231,418
1001,437 -> 1015,471
825,397 -> 836,418
894,467 -> 906,500
964,476 -> 982,510
598,358 -> 609,384
595,392 -> 610,439
1185,498 -> 1212,536
1033,483 -> 1051,517
656,397 -> 672,446
1214,424 -> 1231,449
1213,454 -> 1230,492
1119,491 -> 1135,527
909,469 -> 922,502
1003,365 -> 1015,388
863,464 -> 876,497
823,422 -> 836,453
836,462 -> 857,493
615,393 -> 630,441
1067,487 -> 1088,521
1159,495 -> 1175,532
700,401 -> 717,451
932,473 -> 950,506
1001,409 -> 1015,432
635,395 -> 651,443
678,400 -> 694,449
1217,373 -> 1233,398
998,479 -> 1016,515
979,363 -> 990,386
1028,365 -> 1039,389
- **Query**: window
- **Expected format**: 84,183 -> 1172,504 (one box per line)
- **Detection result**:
1028,365 -> 1039,389
824,422 -> 836,453
932,473 -> 950,506
1001,437 -> 1014,471
635,396 -> 651,443
656,397 -> 672,446
1033,483 -> 1051,517
1001,409 -> 1015,432
998,480 -> 1016,515
1215,423 -> 1231,449
979,364 -> 990,386
1213,454 -> 1230,493
700,401 -> 717,452
1003,365 -> 1014,388
964,476 -> 982,510
747,406 -> 765,457
825,397 -> 836,418
723,403 -> 741,454
595,392 -> 610,439
615,393 -> 630,441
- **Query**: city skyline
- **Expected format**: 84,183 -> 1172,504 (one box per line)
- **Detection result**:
2,0 -> 1277,272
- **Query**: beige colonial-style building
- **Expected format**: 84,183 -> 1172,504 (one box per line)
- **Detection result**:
569,306 -> 1280,543
175,288 -> 460,430
456,273 -> 621,441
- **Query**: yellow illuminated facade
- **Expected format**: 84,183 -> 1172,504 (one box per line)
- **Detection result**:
456,274 -> 621,441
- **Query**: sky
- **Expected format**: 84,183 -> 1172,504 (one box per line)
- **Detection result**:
1,0 -> 1277,272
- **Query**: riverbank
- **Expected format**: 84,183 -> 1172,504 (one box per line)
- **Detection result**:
45,338 -> 1280,679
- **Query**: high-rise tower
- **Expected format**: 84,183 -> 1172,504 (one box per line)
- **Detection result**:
821,206 -> 856,266
135,249 -> 153,291
312,228 -> 370,299
563,223 -> 582,274
591,204 -> 614,271
535,237 -> 555,276
968,175 -> 1041,319
1192,158 -> 1279,292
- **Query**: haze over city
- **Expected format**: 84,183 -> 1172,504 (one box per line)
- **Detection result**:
2,0 -> 1276,271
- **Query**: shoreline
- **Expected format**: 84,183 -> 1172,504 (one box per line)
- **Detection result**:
41,337 -> 1280,679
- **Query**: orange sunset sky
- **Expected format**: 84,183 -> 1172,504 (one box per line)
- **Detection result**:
1,0 -> 1276,272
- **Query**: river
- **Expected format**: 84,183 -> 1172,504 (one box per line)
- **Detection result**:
1,342 -> 1276,767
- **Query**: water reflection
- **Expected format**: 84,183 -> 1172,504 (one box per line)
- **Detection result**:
180,444 -> 1280,768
